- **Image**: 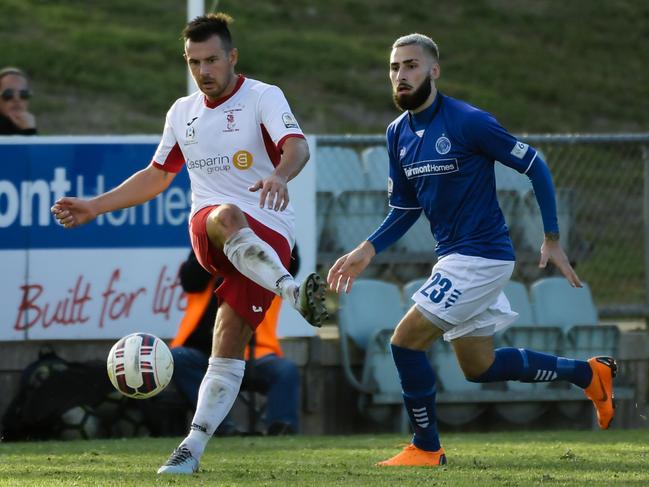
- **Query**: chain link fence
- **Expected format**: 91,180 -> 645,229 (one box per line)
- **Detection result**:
314,134 -> 649,318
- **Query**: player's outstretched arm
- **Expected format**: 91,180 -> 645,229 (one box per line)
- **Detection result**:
51,164 -> 176,228
327,241 -> 376,294
539,237 -> 582,288
249,137 -> 310,211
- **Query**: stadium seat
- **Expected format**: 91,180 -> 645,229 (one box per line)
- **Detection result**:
402,277 -> 428,313
316,146 -> 365,194
361,146 -> 390,191
531,278 -> 598,329
500,280 -> 563,357
531,276 -> 620,359
337,279 -> 405,413
339,279 -> 404,349
492,281 -> 560,423
315,146 -> 365,252
335,190 -> 390,252
432,340 -> 487,426
399,213 -> 436,256
494,161 -> 533,197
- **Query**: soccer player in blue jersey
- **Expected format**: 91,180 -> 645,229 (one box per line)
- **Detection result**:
327,33 -> 616,467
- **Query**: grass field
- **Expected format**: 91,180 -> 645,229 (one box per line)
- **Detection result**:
1,430 -> 648,486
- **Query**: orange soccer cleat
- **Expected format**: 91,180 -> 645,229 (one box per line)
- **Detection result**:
377,444 -> 447,467
584,356 -> 617,429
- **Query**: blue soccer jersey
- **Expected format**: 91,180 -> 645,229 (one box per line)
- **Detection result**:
386,93 -> 540,261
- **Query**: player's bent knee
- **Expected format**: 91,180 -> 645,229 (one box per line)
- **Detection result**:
458,358 -> 494,382
206,204 -> 247,245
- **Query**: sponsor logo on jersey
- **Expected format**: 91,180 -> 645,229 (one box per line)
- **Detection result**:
187,154 -> 231,174
282,112 -> 299,129
233,150 -> 254,170
403,159 -> 459,179
435,135 -> 451,155
252,305 -> 263,313
510,141 -> 529,159
184,125 -> 197,145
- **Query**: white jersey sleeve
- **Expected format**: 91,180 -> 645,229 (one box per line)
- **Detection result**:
152,105 -> 185,173
257,85 -> 304,148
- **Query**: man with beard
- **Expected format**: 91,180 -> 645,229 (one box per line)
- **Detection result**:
327,33 -> 616,467
51,13 -> 327,474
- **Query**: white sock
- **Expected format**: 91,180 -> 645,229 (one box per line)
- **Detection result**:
223,227 -> 299,306
179,357 -> 245,460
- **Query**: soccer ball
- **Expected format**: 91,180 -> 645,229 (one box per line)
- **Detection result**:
58,405 -> 103,440
107,332 -> 174,399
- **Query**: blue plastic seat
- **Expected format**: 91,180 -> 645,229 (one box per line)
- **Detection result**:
335,190 -> 390,252
494,281 -> 561,423
531,277 -> 619,359
316,146 -> 364,194
315,146 -> 365,252
361,146 -> 390,191
336,279 -> 407,426
531,278 -> 598,329
402,277 -> 428,313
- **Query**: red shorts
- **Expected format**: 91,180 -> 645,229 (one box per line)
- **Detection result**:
189,205 -> 291,329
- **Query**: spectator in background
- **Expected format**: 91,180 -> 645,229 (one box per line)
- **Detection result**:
0,67 -> 37,135
171,246 -> 301,436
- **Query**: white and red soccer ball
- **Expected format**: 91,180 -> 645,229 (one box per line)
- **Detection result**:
107,333 -> 174,399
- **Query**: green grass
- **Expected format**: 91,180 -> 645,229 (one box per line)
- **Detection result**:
1,431 -> 648,486
1,0 -> 647,134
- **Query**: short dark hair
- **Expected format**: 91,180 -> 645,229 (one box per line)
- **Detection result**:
182,13 -> 234,51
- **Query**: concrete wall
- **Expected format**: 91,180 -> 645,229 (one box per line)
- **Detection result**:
1,330 -> 648,437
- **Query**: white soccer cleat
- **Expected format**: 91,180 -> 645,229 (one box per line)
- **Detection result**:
157,445 -> 199,474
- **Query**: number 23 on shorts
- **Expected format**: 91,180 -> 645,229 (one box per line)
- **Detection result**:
419,272 -> 454,304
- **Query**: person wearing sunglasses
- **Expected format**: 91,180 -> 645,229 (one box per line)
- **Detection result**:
0,67 -> 37,135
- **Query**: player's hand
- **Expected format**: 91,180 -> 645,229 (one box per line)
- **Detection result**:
51,197 -> 99,228
249,173 -> 289,211
327,241 -> 376,294
7,110 -> 36,130
539,238 -> 582,287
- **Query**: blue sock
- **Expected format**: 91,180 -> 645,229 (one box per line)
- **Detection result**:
390,344 -> 441,451
469,348 -> 592,388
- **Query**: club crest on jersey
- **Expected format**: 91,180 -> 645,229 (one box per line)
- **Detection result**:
223,107 -> 242,133
282,112 -> 299,129
185,125 -> 197,145
233,150 -> 254,170
435,136 -> 451,155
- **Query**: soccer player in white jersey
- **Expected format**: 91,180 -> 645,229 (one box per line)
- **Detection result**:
327,33 -> 616,467
51,13 -> 327,474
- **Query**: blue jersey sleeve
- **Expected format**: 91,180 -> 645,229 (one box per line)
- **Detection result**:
465,110 -> 559,234
465,110 -> 538,174
386,126 -> 420,209
367,207 -> 422,254
526,155 -> 559,233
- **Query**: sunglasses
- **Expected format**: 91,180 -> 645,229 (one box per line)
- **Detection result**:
1,89 -> 32,101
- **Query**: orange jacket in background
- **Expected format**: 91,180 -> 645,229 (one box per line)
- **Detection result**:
172,281 -> 282,360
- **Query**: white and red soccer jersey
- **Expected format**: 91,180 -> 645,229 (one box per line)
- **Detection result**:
152,75 -> 305,246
